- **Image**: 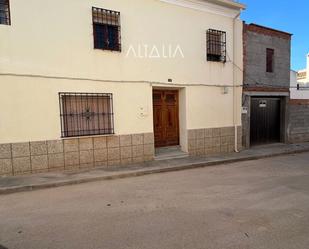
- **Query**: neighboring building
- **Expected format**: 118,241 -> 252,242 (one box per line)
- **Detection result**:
297,70 -> 307,83
242,23 -> 292,148
291,65 -> 309,100
296,54 -> 309,84
288,54 -> 309,143
0,0 -> 245,176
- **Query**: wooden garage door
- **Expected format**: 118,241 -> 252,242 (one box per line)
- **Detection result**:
250,97 -> 281,146
153,90 -> 179,148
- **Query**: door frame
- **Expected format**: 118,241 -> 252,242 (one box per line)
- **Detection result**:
244,94 -> 288,148
152,88 -> 180,148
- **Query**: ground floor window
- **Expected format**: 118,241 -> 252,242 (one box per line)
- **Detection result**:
59,93 -> 114,138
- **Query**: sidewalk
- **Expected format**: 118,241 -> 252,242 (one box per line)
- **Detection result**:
1,143 -> 309,195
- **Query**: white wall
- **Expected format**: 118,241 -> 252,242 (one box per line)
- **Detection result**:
290,70 -> 309,99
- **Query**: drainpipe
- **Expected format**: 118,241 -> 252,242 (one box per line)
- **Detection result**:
233,12 -> 241,153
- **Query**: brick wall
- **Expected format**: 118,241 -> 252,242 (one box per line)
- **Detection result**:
288,101 -> 309,143
243,23 -> 291,88
244,23 -> 292,41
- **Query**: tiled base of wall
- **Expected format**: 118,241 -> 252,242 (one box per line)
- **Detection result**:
188,126 -> 242,156
0,133 -> 155,176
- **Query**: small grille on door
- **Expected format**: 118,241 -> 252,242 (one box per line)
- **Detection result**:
259,100 -> 267,108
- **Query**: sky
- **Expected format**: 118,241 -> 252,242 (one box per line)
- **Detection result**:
241,0 -> 309,71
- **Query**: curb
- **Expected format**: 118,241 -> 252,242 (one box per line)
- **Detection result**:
1,147 -> 309,195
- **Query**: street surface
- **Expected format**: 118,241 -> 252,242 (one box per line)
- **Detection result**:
1,152 -> 309,249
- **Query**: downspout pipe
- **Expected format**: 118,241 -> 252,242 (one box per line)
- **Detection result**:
233,12 -> 241,153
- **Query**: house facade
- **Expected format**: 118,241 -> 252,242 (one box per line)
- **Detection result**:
0,0 -> 245,176
242,23 -> 292,148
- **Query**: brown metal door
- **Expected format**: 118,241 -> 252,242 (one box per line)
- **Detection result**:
153,90 -> 179,148
250,97 -> 281,146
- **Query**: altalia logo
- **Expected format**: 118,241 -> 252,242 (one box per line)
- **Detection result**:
125,44 -> 185,59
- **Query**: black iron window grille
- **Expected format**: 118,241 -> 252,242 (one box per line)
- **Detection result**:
0,0 -> 11,25
59,93 -> 114,138
207,29 -> 226,62
92,7 -> 121,52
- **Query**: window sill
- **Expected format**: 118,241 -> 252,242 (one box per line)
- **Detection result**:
94,48 -> 121,53
207,60 -> 226,63
61,133 -> 116,140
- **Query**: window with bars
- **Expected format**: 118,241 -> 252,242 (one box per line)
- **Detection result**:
266,48 -> 274,73
92,7 -> 121,52
207,29 -> 226,62
59,93 -> 114,138
0,0 -> 10,25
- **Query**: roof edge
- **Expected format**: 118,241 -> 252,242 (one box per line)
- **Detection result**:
247,23 -> 292,36
206,0 -> 246,10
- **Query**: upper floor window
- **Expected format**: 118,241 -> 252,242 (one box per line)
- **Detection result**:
0,0 -> 10,25
59,93 -> 114,138
92,7 -> 121,52
207,29 -> 226,62
266,48 -> 274,73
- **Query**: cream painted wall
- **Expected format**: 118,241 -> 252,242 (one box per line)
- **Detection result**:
0,0 -> 242,85
178,88 -> 188,152
0,0 -> 244,144
185,86 -> 242,129
0,76 -> 153,143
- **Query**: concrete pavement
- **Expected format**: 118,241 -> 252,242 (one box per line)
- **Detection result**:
1,142 -> 309,195
1,152 -> 309,249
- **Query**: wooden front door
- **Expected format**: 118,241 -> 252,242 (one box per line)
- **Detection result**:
153,90 -> 179,148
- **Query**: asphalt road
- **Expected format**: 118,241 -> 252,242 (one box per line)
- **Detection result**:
1,152 -> 309,249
